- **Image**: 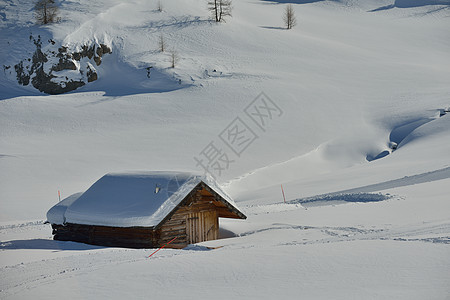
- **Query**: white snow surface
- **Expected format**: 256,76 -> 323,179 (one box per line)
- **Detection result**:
47,171 -> 241,227
46,192 -> 83,225
1,0 -> 450,299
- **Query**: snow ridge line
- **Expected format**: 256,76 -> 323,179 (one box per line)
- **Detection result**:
290,166 -> 450,204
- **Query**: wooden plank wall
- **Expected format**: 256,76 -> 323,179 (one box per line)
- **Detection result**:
186,210 -> 218,244
52,223 -> 158,248
158,190 -> 220,247
157,211 -> 188,248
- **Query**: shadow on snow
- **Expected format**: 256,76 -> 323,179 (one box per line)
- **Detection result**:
370,0 -> 450,12
291,192 -> 391,208
0,239 -> 105,251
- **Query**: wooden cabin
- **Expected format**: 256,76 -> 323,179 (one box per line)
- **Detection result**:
47,172 -> 246,249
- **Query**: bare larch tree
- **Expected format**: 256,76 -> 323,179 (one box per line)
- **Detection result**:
170,50 -> 179,68
34,0 -> 59,25
158,34 -> 166,52
208,0 -> 232,22
283,4 -> 296,30
157,0 -> 163,12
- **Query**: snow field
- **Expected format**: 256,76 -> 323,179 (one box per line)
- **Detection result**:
1,0 -> 450,298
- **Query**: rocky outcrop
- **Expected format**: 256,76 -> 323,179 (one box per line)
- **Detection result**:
86,63 -> 98,82
11,35 -> 111,95
14,61 -> 30,86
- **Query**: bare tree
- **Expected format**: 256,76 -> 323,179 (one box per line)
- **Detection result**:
158,34 -> 166,52
208,0 -> 232,23
170,50 -> 179,68
34,0 -> 59,25
157,0 -> 163,12
283,4 -> 296,30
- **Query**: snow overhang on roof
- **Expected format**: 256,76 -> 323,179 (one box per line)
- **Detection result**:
46,171 -> 245,228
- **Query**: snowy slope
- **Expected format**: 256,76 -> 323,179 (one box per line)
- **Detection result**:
1,0 -> 449,220
1,0 -> 450,298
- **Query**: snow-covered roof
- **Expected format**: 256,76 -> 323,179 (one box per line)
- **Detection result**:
47,171 -> 243,227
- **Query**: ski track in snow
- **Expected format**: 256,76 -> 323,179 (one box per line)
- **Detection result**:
237,220 -> 450,246
0,249 -> 148,297
1,217 -> 449,298
0,220 -> 44,230
272,221 -> 450,246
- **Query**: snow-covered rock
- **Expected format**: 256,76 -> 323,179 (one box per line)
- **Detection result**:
9,36 -> 111,94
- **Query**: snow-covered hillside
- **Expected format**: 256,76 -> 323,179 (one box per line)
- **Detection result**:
1,0 -> 449,298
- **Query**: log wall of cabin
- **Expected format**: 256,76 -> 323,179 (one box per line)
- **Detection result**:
52,223 -> 159,248
157,188 -> 220,248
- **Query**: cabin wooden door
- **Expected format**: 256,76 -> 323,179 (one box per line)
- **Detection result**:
186,211 -> 218,244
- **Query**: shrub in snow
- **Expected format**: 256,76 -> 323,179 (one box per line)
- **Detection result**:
283,4 -> 297,30
170,50 -> 179,68
157,0 -> 163,12
34,0 -> 60,25
208,0 -> 232,23
158,34 -> 166,52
